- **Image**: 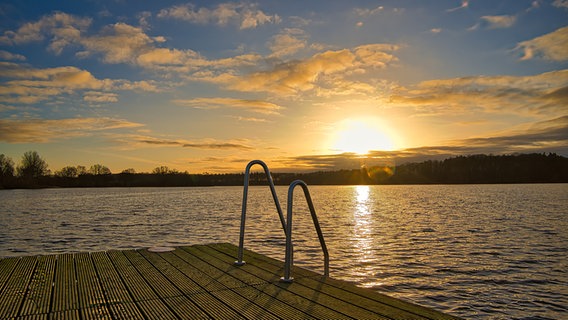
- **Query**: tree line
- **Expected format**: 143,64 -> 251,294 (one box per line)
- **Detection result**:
1,151 -> 567,189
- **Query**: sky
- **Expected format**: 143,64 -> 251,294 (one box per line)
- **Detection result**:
0,0 -> 567,173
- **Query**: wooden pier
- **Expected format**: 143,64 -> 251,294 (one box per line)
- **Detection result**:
0,243 -> 460,319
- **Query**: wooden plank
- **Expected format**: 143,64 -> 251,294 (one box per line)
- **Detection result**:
107,250 -> 158,301
0,243 -> 461,319
212,243 -> 461,320
20,255 -> 56,316
0,257 -> 20,290
136,249 -> 238,318
0,256 -> 37,318
136,298 -> 179,320
75,252 -> 111,318
187,245 -> 331,319
156,250 -> 226,292
183,246 -> 269,287
189,292 -> 246,319
80,306 -> 113,320
108,250 -> 187,319
137,249 -> 204,295
185,245 -> 351,319
195,244 -> 386,319
163,296 -> 211,320
173,246 -> 258,289
52,253 -> 79,312
49,309 -> 81,319
10,314 -> 48,320
230,285 -> 318,320
122,250 -> 182,299
106,302 -> 144,320
90,251 -> 145,319
154,248 -> 280,319
155,250 -> 269,318
209,244 -> 412,318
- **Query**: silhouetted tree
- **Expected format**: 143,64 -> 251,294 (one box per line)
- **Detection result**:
0,154 -> 15,187
17,151 -> 48,178
89,164 -> 111,175
77,165 -> 87,176
0,154 -> 14,177
55,166 -> 79,178
152,166 -> 178,174
121,168 -> 136,174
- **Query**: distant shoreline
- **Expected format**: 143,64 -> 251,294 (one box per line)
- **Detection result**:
2,153 -> 567,189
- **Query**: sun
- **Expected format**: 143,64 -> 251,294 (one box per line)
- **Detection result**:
332,118 -> 396,155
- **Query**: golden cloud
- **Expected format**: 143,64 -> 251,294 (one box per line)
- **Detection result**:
1,11 -> 398,100
172,97 -> 283,115
230,44 -> 399,95
516,26 -> 568,61
0,50 -> 26,61
78,23 -> 156,64
83,91 -> 118,103
120,135 -> 254,151
0,12 -> 91,46
157,2 -> 280,30
267,28 -> 307,58
390,70 -> 568,115
480,15 -> 516,29
0,118 -> 143,143
0,63 -> 159,104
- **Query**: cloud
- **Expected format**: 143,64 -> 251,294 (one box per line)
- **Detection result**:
172,97 -> 283,114
515,26 -> 568,61
354,6 -> 384,16
136,46 -> 262,78
230,116 -> 269,122
279,153 -> 378,171
553,0 -> 568,8
182,141 -> 253,150
267,28 -> 307,58
83,91 -> 118,103
0,117 -> 143,143
0,12 -> 172,66
454,115 -> 568,152
393,116 -> 568,158
0,50 -> 26,61
0,12 -> 267,86
469,15 -> 516,30
0,12 -> 91,47
157,2 -> 280,30
0,62 -> 158,104
390,69 -> 568,115
0,12 -> 396,98
0,63 -> 107,103
229,49 -> 355,94
77,23 -> 158,64
230,44 -> 399,94
447,0 -> 469,12
124,135 -> 254,150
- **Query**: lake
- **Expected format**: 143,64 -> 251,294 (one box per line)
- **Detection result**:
1,184 -> 567,319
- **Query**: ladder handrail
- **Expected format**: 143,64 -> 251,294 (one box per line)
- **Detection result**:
235,160 -> 286,266
281,180 -> 329,282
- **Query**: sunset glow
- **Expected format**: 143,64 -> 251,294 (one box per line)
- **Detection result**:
0,1 -> 566,173
333,119 -> 396,155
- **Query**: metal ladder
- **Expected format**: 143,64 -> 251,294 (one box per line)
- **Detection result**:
234,160 -> 329,282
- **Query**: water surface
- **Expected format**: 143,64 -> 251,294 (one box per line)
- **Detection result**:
1,184 -> 566,319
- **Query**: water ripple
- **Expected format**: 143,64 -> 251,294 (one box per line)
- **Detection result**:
1,184 -> 567,319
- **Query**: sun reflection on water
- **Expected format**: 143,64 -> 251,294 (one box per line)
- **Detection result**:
353,185 -> 375,262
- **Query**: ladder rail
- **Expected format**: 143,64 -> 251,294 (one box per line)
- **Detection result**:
281,180 -> 329,282
235,160 -> 286,266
